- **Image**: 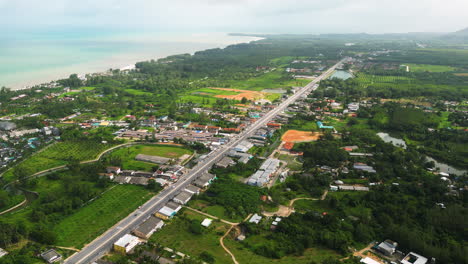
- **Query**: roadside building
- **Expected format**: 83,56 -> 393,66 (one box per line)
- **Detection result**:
165,201 -> 182,213
113,234 -> 140,254
184,184 -> 201,195
40,249 -> 62,263
215,156 -> 235,168
360,257 -> 380,264
233,140 -> 254,153
133,216 -> 164,239
193,173 -> 216,188
155,206 -> 177,220
106,166 -> 121,174
173,191 -> 193,205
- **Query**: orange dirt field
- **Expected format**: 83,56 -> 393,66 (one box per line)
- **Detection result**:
211,88 -> 266,100
282,130 -> 322,142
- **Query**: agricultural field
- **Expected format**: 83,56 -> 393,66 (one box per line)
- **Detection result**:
355,73 -> 413,88
149,209 -> 233,263
54,184 -> 153,248
109,144 -> 193,171
124,88 -> 155,96
406,63 -> 456,72
3,140 -> 118,182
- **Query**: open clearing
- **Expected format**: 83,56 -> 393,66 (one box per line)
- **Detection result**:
55,185 -> 153,248
406,63 -> 456,72
212,87 -> 268,101
282,130 -> 322,142
109,144 -> 192,171
150,209 -> 233,263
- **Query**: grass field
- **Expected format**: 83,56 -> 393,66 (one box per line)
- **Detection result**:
355,73 -> 413,87
278,154 -> 303,171
406,63 -> 456,72
226,69 -> 310,91
225,236 -> 341,264
3,141 -> 117,182
150,209 -> 233,263
109,144 -> 192,171
180,87 -> 281,106
55,184 -> 153,248
124,88 -> 154,96
188,199 -> 244,223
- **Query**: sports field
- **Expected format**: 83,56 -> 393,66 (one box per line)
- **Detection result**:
282,130 -> 322,142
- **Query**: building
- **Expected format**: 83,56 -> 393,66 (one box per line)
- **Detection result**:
165,201 -> 182,213
106,166 -> 121,174
249,213 -> 263,224
375,240 -> 397,256
247,158 -> 280,187
360,257 -> 380,264
193,173 -> 216,188
113,234 -> 141,254
40,249 -> 62,263
0,248 -> 8,258
133,216 -> 164,239
233,140 -> 254,153
173,191 -> 193,205
156,206 -> 177,220
401,252 -> 428,264
215,156 -> 235,168
184,184 -> 201,195
201,218 -> 213,227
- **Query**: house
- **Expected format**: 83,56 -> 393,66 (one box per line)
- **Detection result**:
201,218 -> 213,227
165,201 -> 182,213
233,140 -> 254,153
113,234 -> 141,254
133,216 -> 164,239
173,191 -> 193,205
184,184 -> 201,195
0,248 -> 8,258
215,156 -> 235,168
156,206 -> 177,220
106,166 -> 121,174
40,249 -> 62,263
249,213 -> 262,224
134,171 -> 155,178
193,173 -> 216,188
360,257 -> 380,264
121,170 -> 135,176
375,240 -> 397,256
401,252 -> 428,264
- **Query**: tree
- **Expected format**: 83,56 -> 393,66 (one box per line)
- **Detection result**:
241,97 -> 248,104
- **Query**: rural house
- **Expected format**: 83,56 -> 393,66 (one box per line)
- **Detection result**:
133,216 -> 164,239
113,234 -> 141,254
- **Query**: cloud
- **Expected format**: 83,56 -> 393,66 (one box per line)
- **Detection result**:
1,0 -> 467,33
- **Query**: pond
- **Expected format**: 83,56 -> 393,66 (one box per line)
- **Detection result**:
330,70 -> 353,80
377,132 -> 407,149
377,132 -> 466,176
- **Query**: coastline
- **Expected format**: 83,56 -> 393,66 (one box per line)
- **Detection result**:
3,34 -> 263,91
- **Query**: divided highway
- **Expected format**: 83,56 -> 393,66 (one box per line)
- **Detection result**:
65,58 -> 347,264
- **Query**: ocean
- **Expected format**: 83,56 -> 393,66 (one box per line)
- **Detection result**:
0,29 -> 260,89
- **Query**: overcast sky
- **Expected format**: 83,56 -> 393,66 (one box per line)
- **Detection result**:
1,0 -> 467,34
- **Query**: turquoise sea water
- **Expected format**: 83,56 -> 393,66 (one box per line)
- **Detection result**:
0,29 -> 258,89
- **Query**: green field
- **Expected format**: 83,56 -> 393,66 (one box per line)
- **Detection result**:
150,209 -> 233,263
226,69 -> 310,91
55,184 -> 153,248
188,199 -> 243,223
124,88 -> 154,96
225,236 -> 341,264
406,63 -> 456,72
109,144 -> 192,171
3,141 -> 117,182
278,154 -> 303,171
355,73 -> 413,87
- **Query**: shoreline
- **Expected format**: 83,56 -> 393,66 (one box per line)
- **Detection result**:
5,34 -> 263,91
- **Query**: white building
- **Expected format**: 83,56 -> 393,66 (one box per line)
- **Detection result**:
114,234 -> 140,254
401,252 -> 428,264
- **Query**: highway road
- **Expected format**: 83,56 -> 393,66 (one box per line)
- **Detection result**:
65,58 -> 347,264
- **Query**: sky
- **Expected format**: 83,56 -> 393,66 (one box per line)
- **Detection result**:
1,0 -> 468,34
